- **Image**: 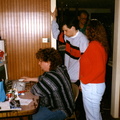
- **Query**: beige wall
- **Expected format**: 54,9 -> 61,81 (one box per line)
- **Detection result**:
111,0 -> 120,118
51,0 -> 57,49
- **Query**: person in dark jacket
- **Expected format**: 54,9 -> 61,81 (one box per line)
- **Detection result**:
22,48 -> 75,120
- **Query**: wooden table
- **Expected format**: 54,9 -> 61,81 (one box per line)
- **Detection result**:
0,82 -> 39,119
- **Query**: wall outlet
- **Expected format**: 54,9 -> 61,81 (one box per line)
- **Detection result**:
42,38 -> 49,43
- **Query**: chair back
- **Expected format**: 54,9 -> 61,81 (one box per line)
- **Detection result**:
71,83 -> 79,102
65,84 -> 79,120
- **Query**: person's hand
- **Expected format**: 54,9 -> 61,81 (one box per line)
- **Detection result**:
20,77 -> 31,82
51,8 -> 58,20
79,85 -> 82,91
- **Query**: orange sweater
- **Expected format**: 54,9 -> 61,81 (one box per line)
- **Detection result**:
80,41 -> 108,84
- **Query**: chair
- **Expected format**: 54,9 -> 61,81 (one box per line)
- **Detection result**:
65,83 -> 79,120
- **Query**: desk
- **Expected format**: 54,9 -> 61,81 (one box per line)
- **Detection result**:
0,82 -> 39,119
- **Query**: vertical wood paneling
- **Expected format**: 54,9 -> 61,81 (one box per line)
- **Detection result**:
0,0 -> 51,80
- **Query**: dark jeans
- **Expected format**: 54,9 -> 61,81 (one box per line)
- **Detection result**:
32,106 -> 66,120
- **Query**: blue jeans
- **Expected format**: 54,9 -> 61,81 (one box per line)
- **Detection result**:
32,106 -> 67,120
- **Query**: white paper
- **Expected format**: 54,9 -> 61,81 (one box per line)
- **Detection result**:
19,98 -> 33,105
0,101 -> 10,110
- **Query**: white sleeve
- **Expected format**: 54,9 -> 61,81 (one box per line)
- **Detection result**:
51,20 -> 60,40
80,36 -> 89,53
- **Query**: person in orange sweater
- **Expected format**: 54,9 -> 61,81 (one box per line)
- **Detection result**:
80,19 -> 109,120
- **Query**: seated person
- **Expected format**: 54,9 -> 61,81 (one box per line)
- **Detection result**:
22,48 -> 75,120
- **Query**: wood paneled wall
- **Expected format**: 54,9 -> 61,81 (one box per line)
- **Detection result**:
0,0 -> 51,80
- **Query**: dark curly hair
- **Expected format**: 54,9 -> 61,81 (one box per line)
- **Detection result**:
86,19 -> 109,53
36,48 -> 62,71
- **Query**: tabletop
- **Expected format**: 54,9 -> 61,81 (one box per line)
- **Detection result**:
0,81 -> 39,118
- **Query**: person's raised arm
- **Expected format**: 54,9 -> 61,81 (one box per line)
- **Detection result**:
51,8 -> 60,39
51,8 -> 58,21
